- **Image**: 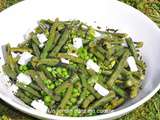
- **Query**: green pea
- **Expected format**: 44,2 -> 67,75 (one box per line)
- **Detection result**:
67,101 -> 73,106
72,88 -> 79,94
51,71 -> 57,77
44,95 -> 52,103
47,67 -> 52,72
58,79 -> 64,83
70,98 -> 77,104
55,81 -> 61,86
56,67 -> 62,73
73,108 -> 81,117
43,79 -> 52,85
47,84 -> 55,90
72,92 -> 80,97
19,65 -> 28,71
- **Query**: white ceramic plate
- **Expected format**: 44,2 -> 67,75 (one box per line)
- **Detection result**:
0,0 -> 160,120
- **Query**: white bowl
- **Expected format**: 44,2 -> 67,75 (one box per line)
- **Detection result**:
0,0 -> 160,120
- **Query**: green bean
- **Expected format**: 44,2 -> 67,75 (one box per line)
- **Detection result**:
81,95 -> 95,109
112,85 -> 128,98
126,38 -> 138,61
134,41 -> 143,48
50,28 -> 69,56
77,88 -> 88,106
31,33 -> 40,46
25,70 -> 53,97
125,79 -> 140,87
107,50 -> 129,87
90,48 -> 105,61
2,64 -> 17,79
40,18 -> 59,58
31,42 -> 40,57
87,85 -> 101,99
52,31 -> 61,48
101,70 -> 113,76
16,83 -> 41,98
3,44 -> 18,74
10,48 -> 32,53
16,90 -> 33,104
79,74 -> 87,88
38,65 -> 53,80
24,91 -> 37,100
54,81 -> 71,94
89,91 -> 116,110
96,46 -> 107,54
29,83 -> 41,91
55,53 -> 84,63
70,73 -> 80,84
130,85 -> 139,98
37,58 -> 60,66
58,84 -> 73,109
111,98 -> 125,109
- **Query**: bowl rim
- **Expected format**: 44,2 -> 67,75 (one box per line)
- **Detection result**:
0,0 -> 160,120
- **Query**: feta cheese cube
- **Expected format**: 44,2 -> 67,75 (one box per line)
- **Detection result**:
73,37 -> 83,49
18,52 -> 33,65
127,56 -> 138,72
86,59 -> 100,73
31,99 -> 48,113
94,83 -> 109,96
37,34 -> 48,44
39,43 -> 44,48
11,52 -> 20,58
61,58 -> 69,64
95,31 -> 101,38
9,84 -> 18,94
17,73 -> 32,85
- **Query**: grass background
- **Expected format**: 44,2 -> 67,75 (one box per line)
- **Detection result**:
0,0 -> 160,120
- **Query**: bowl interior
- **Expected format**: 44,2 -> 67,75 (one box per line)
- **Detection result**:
0,0 -> 160,119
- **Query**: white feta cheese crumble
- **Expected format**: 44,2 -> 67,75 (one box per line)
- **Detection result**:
121,42 -> 128,47
39,43 -> 44,48
73,37 -> 83,49
18,52 -> 33,65
9,84 -> 18,94
31,100 -> 48,113
37,34 -> 48,44
17,73 -> 32,85
68,52 -> 78,57
11,52 -> 20,58
94,83 -> 109,96
95,31 -> 101,38
127,56 -> 138,72
86,59 -> 100,73
61,58 -> 69,64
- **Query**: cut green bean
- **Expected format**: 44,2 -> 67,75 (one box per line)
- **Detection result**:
58,84 -> 73,109
126,38 -> 138,61
82,95 -> 95,109
55,53 -> 84,63
16,90 -> 33,104
41,18 -> 59,58
10,48 -> 32,53
107,50 -> 130,87
31,42 -> 40,57
37,58 -> 60,66
50,28 -> 69,56
89,91 -> 116,110
16,83 -> 41,98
